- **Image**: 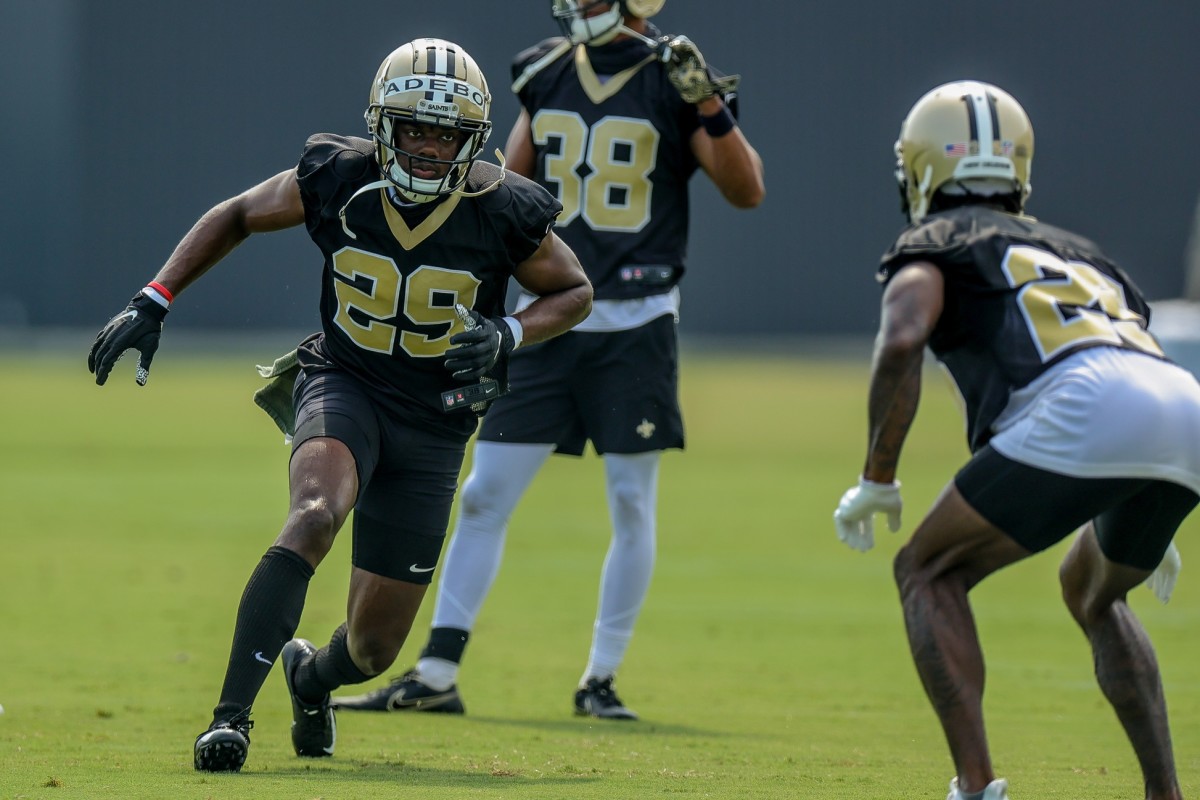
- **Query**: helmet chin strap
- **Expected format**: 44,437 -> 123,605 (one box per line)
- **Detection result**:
618,23 -> 671,60
337,150 -> 508,239
910,164 -> 934,223
454,150 -> 507,198
338,179 -> 393,240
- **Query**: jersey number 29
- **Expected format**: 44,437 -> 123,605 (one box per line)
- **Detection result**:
331,247 -> 481,356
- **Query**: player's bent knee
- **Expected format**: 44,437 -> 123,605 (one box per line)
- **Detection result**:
1059,565 -> 1130,631
1058,557 -> 1091,628
892,543 -> 923,597
893,540 -> 981,601
1057,529 -> 1114,628
296,496 -> 342,530
293,496 -> 343,533
892,544 -> 949,602
607,480 -> 652,522
458,474 -> 511,520
279,498 -> 344,560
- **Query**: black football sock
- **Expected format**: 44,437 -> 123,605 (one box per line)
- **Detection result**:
211,546 -> 314,724
291,622 -> 374,703
419,627 -> 470,664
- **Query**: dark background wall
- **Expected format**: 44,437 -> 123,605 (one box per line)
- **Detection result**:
4,1 -> 1198,338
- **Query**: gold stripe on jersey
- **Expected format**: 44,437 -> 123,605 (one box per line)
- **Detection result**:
512,39 -> 573,94
379,190 -> 463,251
574,45 -> 656,104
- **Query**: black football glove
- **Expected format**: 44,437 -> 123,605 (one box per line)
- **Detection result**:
88,292 -> 169,386
660,35 -> 741,104
443,308 -> 515,381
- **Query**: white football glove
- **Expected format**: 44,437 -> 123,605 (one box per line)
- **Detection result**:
834,477 -> 903,553
1145,540 -> 1181,604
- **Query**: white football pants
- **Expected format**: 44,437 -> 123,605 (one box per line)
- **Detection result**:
429,440 -> 659,681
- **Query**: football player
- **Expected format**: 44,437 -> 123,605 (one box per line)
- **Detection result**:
833,80 -> 1199,800
88,38 -> 592,772
333,0 -> 764,720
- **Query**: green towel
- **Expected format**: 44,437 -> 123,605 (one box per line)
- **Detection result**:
252,349 -> 300,438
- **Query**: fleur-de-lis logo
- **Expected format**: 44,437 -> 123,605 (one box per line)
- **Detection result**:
636,418 -> 656,439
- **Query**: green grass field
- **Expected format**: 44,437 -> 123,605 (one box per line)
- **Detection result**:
2,350 -> 1197,799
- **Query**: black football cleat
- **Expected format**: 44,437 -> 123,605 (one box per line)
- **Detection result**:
194,708 -> 254,772
574,675 -> 638,720
332,669 -> 465,713
282,638 -> 336,757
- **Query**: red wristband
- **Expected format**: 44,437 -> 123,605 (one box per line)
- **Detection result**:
147,281 -> 174,303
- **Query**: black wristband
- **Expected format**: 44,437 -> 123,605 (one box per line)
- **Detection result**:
699,105 -> 736,138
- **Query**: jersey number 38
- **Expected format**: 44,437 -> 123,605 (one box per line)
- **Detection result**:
531,111 -> 659,233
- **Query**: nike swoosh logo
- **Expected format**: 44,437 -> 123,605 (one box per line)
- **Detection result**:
409,564 -> 435,573
253,650 -> 272,665
389,690 -> 450,710
116,310 -> 138,323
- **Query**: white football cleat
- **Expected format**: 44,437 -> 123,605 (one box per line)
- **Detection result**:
947,777 -> 1009,800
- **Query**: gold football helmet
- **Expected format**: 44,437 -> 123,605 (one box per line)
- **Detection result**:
364,38 -> 492,203
894,80 -> 1033,223
552,0 -> 665,45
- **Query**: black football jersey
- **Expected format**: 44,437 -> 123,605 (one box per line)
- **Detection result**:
294,133 -> 562,439
879,206 -> 1165,452
511,30 -> 738,300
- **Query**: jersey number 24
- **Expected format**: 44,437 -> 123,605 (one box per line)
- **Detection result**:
1001,244 -> 1163,362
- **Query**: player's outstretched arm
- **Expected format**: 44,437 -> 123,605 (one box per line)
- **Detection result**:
88,169 -> 305,386
146,169 -> 305,299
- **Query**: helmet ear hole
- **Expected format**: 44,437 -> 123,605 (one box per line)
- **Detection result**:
621,0 -> 665,17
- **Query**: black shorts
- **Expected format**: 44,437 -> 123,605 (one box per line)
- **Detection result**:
955,445 -> 1198,570
478,314 -> 685,456
292,368 -> 466,583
